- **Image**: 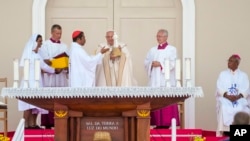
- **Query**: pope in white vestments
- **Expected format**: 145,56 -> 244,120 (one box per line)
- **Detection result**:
144,29 -> 180,128
216,54 -> 250,136
18,34 -> 61,128
96,31 -> 137,86
69,30 -> 109,87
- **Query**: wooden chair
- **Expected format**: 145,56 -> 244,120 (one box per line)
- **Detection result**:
0,78 -> 8,137
178,101 -> 185,129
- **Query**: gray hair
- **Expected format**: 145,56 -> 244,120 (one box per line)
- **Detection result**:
106,30 -> 114,34
158,29 -> 168,37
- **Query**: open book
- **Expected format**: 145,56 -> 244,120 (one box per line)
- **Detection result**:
51,52 -> 69,69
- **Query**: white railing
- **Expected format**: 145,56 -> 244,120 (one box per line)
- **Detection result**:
12,118 -> 25,141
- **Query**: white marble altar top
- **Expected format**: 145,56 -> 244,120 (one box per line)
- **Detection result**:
1,87 -> 203,98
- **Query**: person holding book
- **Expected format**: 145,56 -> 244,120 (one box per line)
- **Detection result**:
38,24 -> 69,129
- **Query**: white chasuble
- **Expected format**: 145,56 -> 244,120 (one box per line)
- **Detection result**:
95,42 -> 137,86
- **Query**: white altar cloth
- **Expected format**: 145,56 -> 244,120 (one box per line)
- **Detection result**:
1,87 -> 203,98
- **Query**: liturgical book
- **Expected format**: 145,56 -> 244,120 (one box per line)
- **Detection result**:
51,52 -> 69,69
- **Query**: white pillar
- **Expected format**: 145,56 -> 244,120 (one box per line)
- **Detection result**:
181,0 -> 196,128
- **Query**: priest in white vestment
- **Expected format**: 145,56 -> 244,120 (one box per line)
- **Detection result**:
69,30 -> 109,87
18,34 -> 62,129
38,24 -> 69,128
95,31 -> 137,86
216,54 -> 250,136
144,29 -> 180,128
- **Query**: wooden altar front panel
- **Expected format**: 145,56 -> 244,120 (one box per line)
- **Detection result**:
19,97 -> 188,141
81,117 -> 124,141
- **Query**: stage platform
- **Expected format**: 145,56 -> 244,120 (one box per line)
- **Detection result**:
2,129 -> 228,141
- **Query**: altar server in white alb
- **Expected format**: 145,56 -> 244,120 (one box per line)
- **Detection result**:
38,24 -> 69,128
216,54 -> 250,136
38,24 -> 69,87
69,30 -> 109,87
18,34 -> 62,129
144,29 -> 180,128
95,31 -> 137,86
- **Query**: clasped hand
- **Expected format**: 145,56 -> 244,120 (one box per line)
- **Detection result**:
224,93 -> 242,102
151,61 -> 161,67
54,68 -> 68,74
54,68 -> 62,74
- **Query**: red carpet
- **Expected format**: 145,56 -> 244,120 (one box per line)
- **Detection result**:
1,129 -> 54,141
24,129 -> 54,141
202,130 -> 228,141
150,129 -> 202,141
3,129 -> 228,141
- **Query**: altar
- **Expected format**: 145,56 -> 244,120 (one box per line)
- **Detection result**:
1,87 -> 203,141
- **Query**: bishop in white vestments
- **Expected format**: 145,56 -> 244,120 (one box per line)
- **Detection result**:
216,54 -> 250,136
95,31 -> 137,86
69,30 -> 109,87
144,29 -> 180,128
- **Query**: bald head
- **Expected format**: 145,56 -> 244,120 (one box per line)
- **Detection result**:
233,111 -> 250,125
